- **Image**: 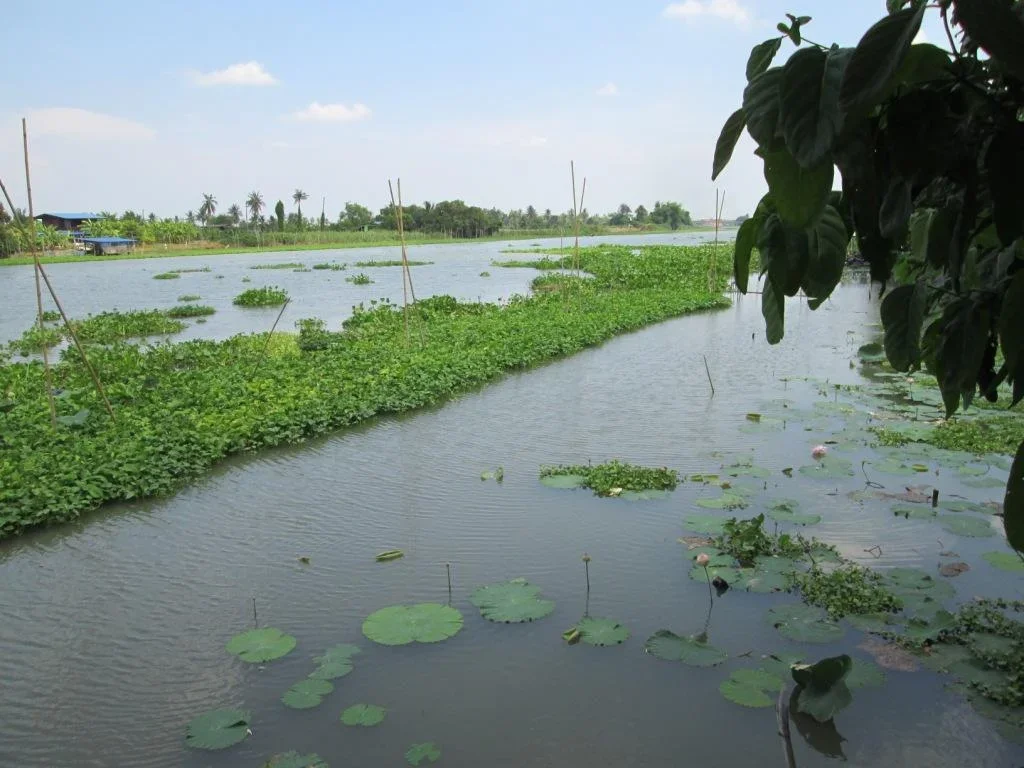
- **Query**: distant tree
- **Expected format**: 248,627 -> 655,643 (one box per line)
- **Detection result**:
275,200 -> 285,232
635,204 -> 649,224
734,214 -> 750,225
186,210 -> 196,225
525,205 -> 539,228
339,202 -> 373,231
198,193 -> 217,226
227,204 -> 242,226
246,191 -> 265,225
292,189 -> 308,226
0,202 -> 9,224
147,212 -> 157,223
609,203 -> 633,226
650,201 -> 691,230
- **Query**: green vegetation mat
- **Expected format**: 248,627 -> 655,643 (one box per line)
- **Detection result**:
0,244 -> 728,536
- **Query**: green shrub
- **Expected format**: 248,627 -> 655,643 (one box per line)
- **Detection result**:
41,310 -> 60,322
233,287 -> 288,307
296,318 -> 333,351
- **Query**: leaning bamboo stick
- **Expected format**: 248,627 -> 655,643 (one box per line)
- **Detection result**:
388,181 -> 410,345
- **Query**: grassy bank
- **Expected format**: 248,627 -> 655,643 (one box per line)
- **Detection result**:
0,226 -> 719,267
0,244 -> 728,538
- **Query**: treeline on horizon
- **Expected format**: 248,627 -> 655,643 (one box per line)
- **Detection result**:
0,194 -> 743,256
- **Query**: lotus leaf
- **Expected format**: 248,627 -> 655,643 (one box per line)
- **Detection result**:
376,549 -> 404,562
759,653 -> 805,680
845,658 -> 886,689
982,552 -> 1024,572
740,568 -> 792,594
282,678 -> 334,709
185,708 -> 251,750
719,678 -> 774,708
793,654 -> 853,722
724,461 -> 773,478
846,612 -> 902,634
340,704 -> 387,727
901,610 -> 956,642
891,505 -> 936,520
469,579 -> 555,623
644,630 -> 727,666
540,474 -> 586,489
963,476 -> 1006,489
362,603 -> 464,645
767,499 -> 821,526
683,514 -> 729,534
264,752 -> 327,768
689,563 -> 742,585
799,456 -> 854,479
696,493 -> 748,510
870,459 -> 917,476
576,617 -> 629,646
957,463 -> 990,476
766,604 -> 844,643
940,515 -> 995,537
310,643 -> 361,680
732,668 -> 785,691
619,489 -> 670,500
405,742 -> 442,765
939,500 -> 984,513
226,627 -> 296,663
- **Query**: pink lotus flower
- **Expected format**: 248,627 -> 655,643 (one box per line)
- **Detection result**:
696,553 -> 710,567
811,445 -> 828,460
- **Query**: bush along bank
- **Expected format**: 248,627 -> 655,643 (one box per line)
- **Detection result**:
0,245 -> 728,537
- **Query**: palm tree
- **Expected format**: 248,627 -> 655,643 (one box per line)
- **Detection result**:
186,210 -> 196,224
198,193 -> 217,226
226,204 -> 242,226
246,191 -> 265,225
293,188 -> 308,226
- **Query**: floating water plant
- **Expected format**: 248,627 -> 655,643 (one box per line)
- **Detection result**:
262,752 -> 327,768
312,262 -> 347,270
234,286 -> 289,307
644,630 -> 728,666
470,578 -> 554,623
720,667 -> 785,708
282,678 -> 334,709
766,499 -> 821,526
310,643 -> 361,679
766,604 -> 844,643
362,604 -> 463,645
354,260 -> 432,267
177,294 -> 202,302
405,743 -> 441,766
346,273 -> 373,285
375,549 -> 404,562
185,708 -> 251,750
982,552 -> 1024,572
340,704 -> 386,727
795,565 -> 902,619
165,304 -> 215,318
226,627 -> 296,662
153,272 -> 180,280
250,262 -> 304,270
539,460 -> 678,497
792,655 -> 854,723
480,467 -> 504,482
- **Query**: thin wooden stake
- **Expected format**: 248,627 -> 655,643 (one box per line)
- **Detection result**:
703,354 -> 715,395
249,299 -> 290,380
252,597 -> 258,628
388,180 -> 410,345
445,562 -> 452,599
22,119 -> 56,428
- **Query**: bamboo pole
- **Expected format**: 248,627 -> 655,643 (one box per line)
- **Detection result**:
249,299 -> 290,380
22,119 -> 56,428
388,180 -> 411,345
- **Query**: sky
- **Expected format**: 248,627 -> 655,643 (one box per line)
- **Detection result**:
0,1 -> 947,220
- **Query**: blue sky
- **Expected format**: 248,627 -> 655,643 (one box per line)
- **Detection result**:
0,1 -> 946,220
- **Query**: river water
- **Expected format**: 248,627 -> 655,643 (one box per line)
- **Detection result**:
0,234 -> 1021,767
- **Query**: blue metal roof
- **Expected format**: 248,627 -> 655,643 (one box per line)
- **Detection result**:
80,236 -> 136,244
36,212 -> 105,220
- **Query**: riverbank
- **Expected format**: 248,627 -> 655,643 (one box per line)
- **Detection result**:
0,244 -> 730,538
0,226 -> 720,267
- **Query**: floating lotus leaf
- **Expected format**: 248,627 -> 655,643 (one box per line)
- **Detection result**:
846,612 -> 902,634
766,604 -> 844,643
340,704 -> 386,727
724,460 -> 773,478
957,463 -> 990,476
644,630 -> 727,666
689,563 -> 743,585
732,667 -> 784,691
804,543 -> 842,563
576,616 -> 630,646
940,515 -> 995,538
376,549 -> 404,562
949,658 -> 1011,694
719,678 -> 774,708
310,644 -> 361,680
891,505 -> 936,520
901,610 -> 956,642
963,476 -> 1006,489
620,489 -> 670,500
683,514 -> 728,534
758,653 -> 805,680
846,658 -> 886,689
869,460 -> 917,476
362,603 -> 464,645
470,579 -> 555,623
982,552 -> 1024,572
766,499 -> 821,526
696,493 -> 748,510
857,342 -> 885,362
969,632 -> 1018,656
939,500 -> 985,513
740,568 -> 793,594
405,742 -> 442,766
540,474 -> 586,489
185,708 -> 251,750
884,567 -> 953,598
282,678 -> 334,710
799,456 -> 854,480
792,655 -> 854,722
263,751 -> 327,768
226,627 -> 296,663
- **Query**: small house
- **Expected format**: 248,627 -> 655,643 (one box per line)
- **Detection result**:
35,212 -> 105,236
80,236 -> 136,255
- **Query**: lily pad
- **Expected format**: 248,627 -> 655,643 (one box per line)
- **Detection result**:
340,704 -> 387,727
766,499 -> 821,526
732,667 -> 785,692
282,678 -> 334,710
846,612 -> 902,634
845,658 -> 886,689
892,505 -> 936,520
696,493 -> 748,510
226,628 -> 296,663
576,617 -> 630,646
869,459 -> 917,476
740,568 -> 793,594
310,644 -> 361,680
963,476 -> 1006,489
719,678 -> 774,708
405,743 -> 442,766
263,752 -> 327,768
540,474 -> 586,489
939,500 -> 985,513
185,708 -> 251,750
644,630 -> 728,666
684,514 -> 728,535
724,461 -> 773,478
957,463 -> 990,476
362,603 -> 464,645
939,515 -> 995,538
689,563 -> 743,585
470,578 -> 555,623
982,551 -> 1024,572
799,456 -> 854,480
766,604 -> 844,643
901,610 -> 956,642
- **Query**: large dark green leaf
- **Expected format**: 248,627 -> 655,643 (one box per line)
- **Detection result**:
801,205 -> 848,303
927,300 -> 991,416
879,177 -> 912,239
1005,440 -> 1024,554
954,0 -> 1024,82
839,7 -> 925,116
743,68 -> 782,147
733,215 -> 760,293
892,44 -> 953,88
780,47 -> 852,169
712,109 -> 746,181
985,127 -> 1024,246
881,282 -> 925,371
747,38 -> 783,81
1000,271 -> 1024,406
762,278 -> 785,345
792,655 -> 854,723
763,147 -> 834,230
758,214 -> 807,297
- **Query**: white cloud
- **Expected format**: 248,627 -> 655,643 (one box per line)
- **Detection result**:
596,82 -> 619,97
288,102 -> 372,123
23,107 -> 154,141
662,0 -> 751,24
520,136 -> 548,148
190,61 -> 277,87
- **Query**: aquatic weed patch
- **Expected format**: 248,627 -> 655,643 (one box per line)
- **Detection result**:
353,260 -> 432,267
233,287 -> 288,307
345,273 -> 374,285
165,304 -> 216,319
539,460 -> 679,497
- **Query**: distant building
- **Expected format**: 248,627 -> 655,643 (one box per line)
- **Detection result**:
34,212 -> 105,235
80,236 -> 136,255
